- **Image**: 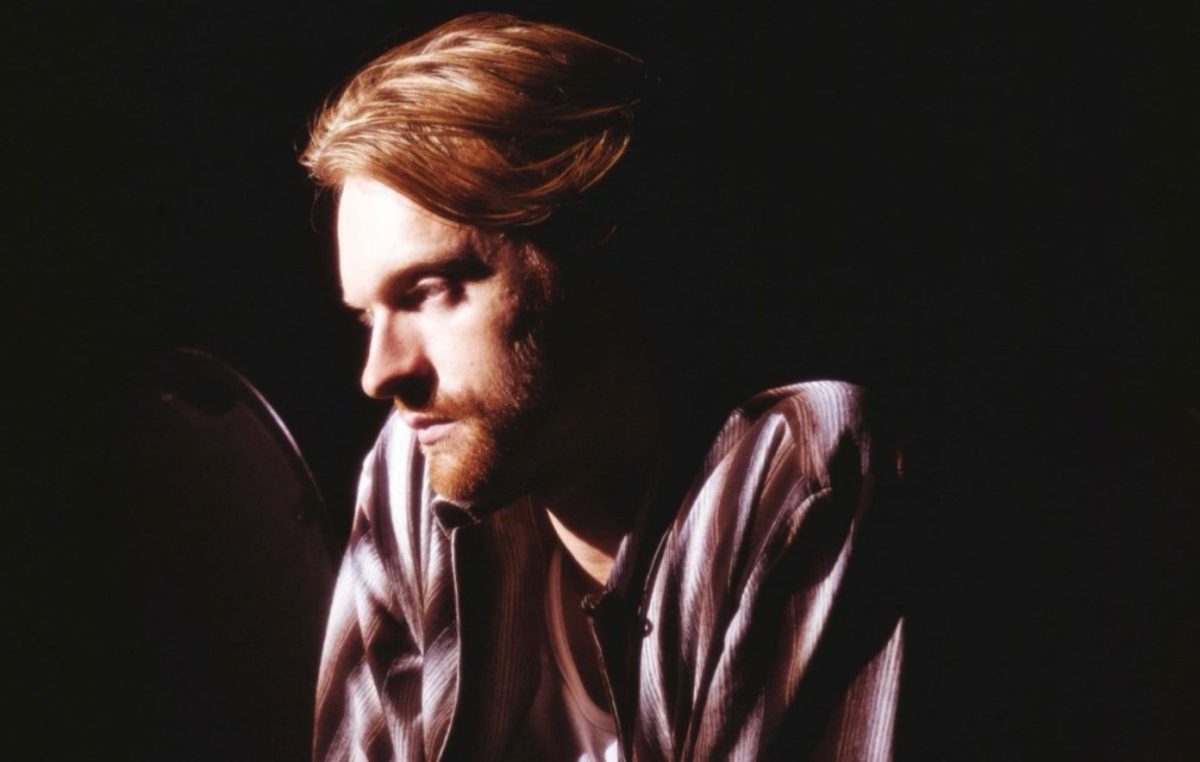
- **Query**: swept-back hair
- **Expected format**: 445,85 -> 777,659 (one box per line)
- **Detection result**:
301,13 -> 646,236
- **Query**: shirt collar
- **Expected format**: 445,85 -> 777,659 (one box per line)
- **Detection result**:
430,494 -> 482,531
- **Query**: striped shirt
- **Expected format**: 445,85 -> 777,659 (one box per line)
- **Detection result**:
314,380 -> 905,761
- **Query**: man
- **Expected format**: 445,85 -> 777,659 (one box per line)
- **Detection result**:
302,13 -> 904,761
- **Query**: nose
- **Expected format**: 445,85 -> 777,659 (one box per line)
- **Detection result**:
360,311 -> 435,406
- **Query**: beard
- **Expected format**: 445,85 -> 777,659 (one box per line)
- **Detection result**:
415,331 -> 550,504
396,236 -> 560,505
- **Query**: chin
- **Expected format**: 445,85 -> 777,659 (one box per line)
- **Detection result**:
426,438 -> 508,505
423,404 -> 554,505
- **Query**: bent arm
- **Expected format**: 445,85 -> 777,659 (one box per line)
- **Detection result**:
313,501 -> 425,761
636,382 -> 907,761
313,422 -> 433,762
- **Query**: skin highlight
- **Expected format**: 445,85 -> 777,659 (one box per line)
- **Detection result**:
314,18 -> 659,711
338,175 -> 554,504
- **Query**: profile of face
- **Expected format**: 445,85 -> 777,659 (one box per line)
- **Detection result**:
337,176 -> 556,503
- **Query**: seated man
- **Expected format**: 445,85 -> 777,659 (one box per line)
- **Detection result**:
302,13 -> 904,761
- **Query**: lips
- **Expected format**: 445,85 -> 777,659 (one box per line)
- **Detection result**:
403,415 -> 457,446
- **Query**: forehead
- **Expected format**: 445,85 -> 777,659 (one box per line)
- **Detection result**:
339,173 -> 463,237
337,176 -> 477,305
338,175 -> 466,257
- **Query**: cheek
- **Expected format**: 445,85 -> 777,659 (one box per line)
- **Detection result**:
427,295 -> 521,391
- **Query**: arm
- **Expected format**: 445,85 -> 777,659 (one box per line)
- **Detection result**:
313,422 -> 431,762
636,382 -> 906,761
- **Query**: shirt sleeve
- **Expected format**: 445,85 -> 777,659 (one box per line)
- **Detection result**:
636,381 -> 906,762
312,435 -> 426,762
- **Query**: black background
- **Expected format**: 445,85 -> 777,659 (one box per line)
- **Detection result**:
11,1 -> 1197,758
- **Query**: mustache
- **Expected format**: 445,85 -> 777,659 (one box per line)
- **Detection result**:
393,391 -> 479,420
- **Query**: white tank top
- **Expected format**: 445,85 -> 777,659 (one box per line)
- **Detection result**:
506,547 -> 619,761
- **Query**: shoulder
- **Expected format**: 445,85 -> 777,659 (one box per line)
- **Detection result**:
356,410 -> 422,521
645,378 -> 901,620
700,380 -> 880,494
349,412 -> 435,587
735,379 -> 867,432
636,381 -> 906,759
362,409 -> 418,477
654,380 -> 897,584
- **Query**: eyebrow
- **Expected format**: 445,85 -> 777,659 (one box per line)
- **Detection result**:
343,248 -> 494,311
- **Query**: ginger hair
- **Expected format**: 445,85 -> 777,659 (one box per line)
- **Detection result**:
300,13 -> 646,232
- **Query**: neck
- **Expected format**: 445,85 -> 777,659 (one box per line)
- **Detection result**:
545,508 -> 618,592
536,286 -> 663,589
536,448 -> 653,590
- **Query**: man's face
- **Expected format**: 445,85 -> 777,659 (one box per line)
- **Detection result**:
337,175 -> 555,503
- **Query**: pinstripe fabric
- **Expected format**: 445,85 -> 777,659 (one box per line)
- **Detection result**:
314,380 -> 905,761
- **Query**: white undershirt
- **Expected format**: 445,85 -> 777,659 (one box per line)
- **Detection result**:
507,547 -> 619,761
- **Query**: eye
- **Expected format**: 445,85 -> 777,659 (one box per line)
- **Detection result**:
405,277 -> 463,309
